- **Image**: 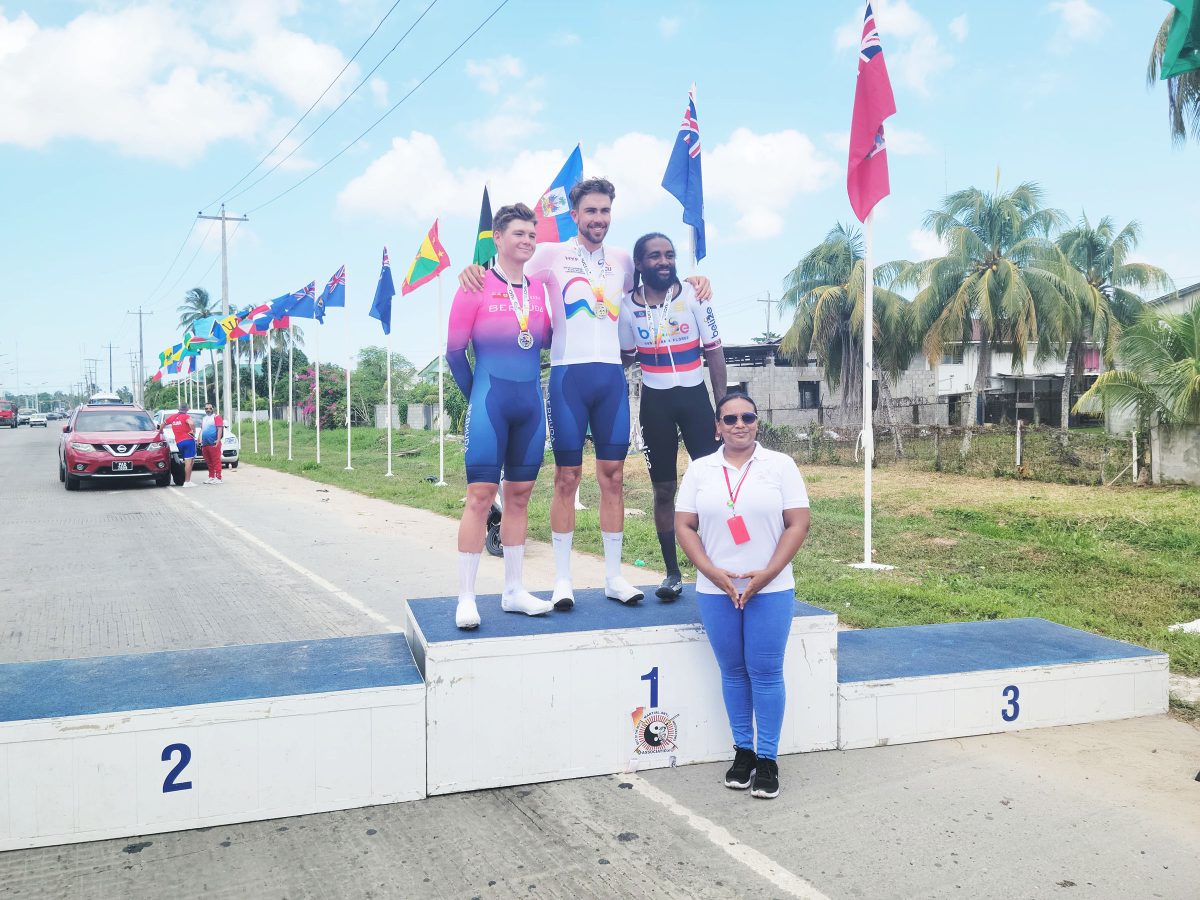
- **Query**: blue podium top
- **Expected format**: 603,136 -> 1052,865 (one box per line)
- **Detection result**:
838,618 -> 1165,683
409,585 -> 832,645
0,633 -> 421,723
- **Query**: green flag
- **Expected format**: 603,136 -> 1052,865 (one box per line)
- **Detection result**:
472,185 -> 495,266
1162,0 -> 1200,79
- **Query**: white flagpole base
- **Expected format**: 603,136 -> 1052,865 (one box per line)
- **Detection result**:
344,466 -> 354,471
384,472 -> 395,478
850,561 -> 895,571
434,481 -> 448,487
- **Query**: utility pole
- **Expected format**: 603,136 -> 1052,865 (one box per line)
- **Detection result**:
101,344 -> 119,392
85,358 -> 101,396
197,204 -> 249,426
126,306 -> 153,405
757,292 -> 780,342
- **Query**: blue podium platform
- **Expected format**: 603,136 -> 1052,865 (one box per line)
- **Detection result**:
0,635 -> 426,851
836,618 -> 1169,750
406,586 -> 840,794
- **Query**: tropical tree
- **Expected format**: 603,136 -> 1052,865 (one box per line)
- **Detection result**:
1054,216 -> 1172,430
1148,10 -> 1200,143
176,287 -> 221,403
1075,300 -> 1200,428
894,181 -> 1075,453
779,223 -> 915,452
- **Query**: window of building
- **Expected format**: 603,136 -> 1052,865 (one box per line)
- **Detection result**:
941,344 -> 965,365
798,381 -> 820,410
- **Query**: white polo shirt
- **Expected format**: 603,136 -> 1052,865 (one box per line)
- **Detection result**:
675,442 -> 809,595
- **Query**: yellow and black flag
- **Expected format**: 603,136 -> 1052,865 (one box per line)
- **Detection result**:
472,185 -> 495,266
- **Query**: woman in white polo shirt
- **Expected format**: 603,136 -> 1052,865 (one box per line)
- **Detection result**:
675,391 -> 811,799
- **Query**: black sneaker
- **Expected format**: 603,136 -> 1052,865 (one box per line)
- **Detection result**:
750,757 -> 779,799
724,747 -> 757,790
655,574 -> 683,601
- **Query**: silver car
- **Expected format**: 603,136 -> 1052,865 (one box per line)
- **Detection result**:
153,409 -> 241,476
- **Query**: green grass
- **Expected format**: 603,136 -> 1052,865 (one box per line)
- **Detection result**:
239,421 -> 1200,676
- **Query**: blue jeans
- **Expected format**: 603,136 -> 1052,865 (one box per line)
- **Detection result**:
696,589 -> 794,760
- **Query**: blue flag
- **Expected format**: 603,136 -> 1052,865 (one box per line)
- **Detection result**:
534,145 -> 583,243
270,282 -> 315,320
369,248 -> 395,335
661,87 -> 706,261
317,265 -> 346,324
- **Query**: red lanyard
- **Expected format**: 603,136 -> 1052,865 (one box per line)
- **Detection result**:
723,461 -> 753,512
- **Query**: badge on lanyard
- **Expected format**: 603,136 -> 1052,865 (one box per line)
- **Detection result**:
723,462 -> 753,545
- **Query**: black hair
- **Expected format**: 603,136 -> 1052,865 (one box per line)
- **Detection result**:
715,391 -> 757,419
631,232 -> 680,294
492,202 -> 536,234
569,177 -> 616,209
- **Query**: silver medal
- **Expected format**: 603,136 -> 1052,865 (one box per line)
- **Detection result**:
517,330 -> 534,350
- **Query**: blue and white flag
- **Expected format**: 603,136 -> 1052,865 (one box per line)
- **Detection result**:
661,84 -> 706,261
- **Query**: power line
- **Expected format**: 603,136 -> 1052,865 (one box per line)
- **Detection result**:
140,219 -> 197,305
150,219 -> 218,314
247,0 -> 511,215
203,0 -> 417,212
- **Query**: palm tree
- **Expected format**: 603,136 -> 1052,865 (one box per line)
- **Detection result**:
780,223 -> 915,452
1148,11 -> 1200,143
1054,216 -> 1173,430
894,181 -> 1074,453
177,287 -> 220,403
1074,300 -> 1200,427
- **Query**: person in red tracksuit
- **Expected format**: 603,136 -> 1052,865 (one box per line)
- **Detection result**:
199,403 -> 225,484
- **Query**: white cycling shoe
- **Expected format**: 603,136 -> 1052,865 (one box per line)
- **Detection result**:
501,590 -> 554,616
605,576 -> 644,605
551,580 -> 575,611
455,596 -> 480,630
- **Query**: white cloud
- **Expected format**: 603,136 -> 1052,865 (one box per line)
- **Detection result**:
834,0 -> 954,96
949,14 -> 968,42
589,133 -> 674,217
908,228 -> 948,261
1050,0 -> 1107,43
658,17 -> 681,39
464,55 -> 525,94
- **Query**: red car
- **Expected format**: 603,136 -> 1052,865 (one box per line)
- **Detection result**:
59,404 -> 171,491
0,399 -> 16,428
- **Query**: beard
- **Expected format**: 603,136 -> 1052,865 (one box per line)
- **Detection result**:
642,265 -> 678,292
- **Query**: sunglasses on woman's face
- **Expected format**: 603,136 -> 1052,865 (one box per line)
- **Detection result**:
720,412 -> 758,426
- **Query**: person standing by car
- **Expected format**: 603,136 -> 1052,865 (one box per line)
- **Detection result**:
163,404 -> 197,488
200,403 -> 225,485
674,391 -> 811,800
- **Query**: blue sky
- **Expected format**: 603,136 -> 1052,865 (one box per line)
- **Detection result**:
2,0 -> 1195,396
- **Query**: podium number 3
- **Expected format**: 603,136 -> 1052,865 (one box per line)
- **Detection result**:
162,743 -> 193,793
1001,685 -> 1020,722
640,666 -> 659,708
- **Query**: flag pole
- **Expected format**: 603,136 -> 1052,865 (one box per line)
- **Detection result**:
315,320 -> 321,465
436,273 -> 447,486
287,321 -> 294,461
250,335 -> 259,453
345,309 -> 354,470
234,339 -> 241,445
384,330 -> 394,477
851,209 -> 891,570
267,337 -> 275,457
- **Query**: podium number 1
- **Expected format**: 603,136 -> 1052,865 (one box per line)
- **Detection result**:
640,666 -> 659,708
162,743 -> 193,793
1001,685 -> 1020,722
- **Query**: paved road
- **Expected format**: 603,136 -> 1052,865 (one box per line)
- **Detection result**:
2,424 -> 1198,899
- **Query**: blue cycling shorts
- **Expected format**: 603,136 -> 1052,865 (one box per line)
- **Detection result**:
463,372 -> 547,484
177,438 -> 197,460
547,362 -> 630,466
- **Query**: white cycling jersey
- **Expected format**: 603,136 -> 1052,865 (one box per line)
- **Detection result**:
619,282 -> 722,390
528,238 -> 634,367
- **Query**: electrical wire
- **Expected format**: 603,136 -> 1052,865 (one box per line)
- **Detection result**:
150,219 -> 218,315
246,0 -> 511,214
140,219 -> 197,306
203,0 -> 418,212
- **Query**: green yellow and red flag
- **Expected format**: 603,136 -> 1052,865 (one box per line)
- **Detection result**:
401,219 -> 450,296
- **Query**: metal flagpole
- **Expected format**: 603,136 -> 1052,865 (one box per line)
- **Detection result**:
315,320 -> 321,465
851,210 -> 891,570
345,311 -> 353,471
287,321 -> 294,461
384,331 -> 394,477
267,337 -> 275,457
435,274 -> 447,486
234,339 -> 241,443
250,335 -> 259,453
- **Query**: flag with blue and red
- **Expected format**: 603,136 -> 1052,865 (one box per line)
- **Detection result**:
283,281 -> 318,319
661,86 -> 706,261
241,304 -> 273,336
317,265 -> 346,324
533,145 -> 583,243
847,1 -> 896,222
369,248 -> 395,335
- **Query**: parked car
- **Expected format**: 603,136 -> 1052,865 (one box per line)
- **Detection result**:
0,400 -> 16,428
152,408 -> 240,485
17,408 -> 33,425
29,412 -> 47,428
59,404 -> 171,491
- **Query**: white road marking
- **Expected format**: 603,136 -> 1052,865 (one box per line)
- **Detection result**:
166,490 -> 402,632
621,774 -> 831,900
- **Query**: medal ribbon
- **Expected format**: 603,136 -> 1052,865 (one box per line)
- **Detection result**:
576,237 -> 608,310
497,265 -> 530,333
723,461 -> 754,513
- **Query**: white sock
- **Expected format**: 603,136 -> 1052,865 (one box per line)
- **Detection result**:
552,531 -> 573,583
458,551 -> 481,600
502,545 -> 525,595
602,531 -> 623,580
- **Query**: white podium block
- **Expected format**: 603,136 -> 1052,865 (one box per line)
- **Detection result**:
837,618 -> 1169,750
406,586 -> 837,795
0,634 -> 425,851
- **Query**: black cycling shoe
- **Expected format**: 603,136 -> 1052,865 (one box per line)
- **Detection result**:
750,757 -> 779,799
724,746 -> 757,790
655,574 -> 683,601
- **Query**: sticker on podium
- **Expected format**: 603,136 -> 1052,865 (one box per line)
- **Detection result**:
0,634 -> 426,851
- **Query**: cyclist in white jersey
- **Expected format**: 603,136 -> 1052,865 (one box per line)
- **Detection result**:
620,233 -> 727,599
459,178 -> 711,610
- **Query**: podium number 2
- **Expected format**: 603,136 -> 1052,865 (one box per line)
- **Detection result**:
162,743 -> 193,793
640,666 -> 659,708
1001,685 -> 1020,722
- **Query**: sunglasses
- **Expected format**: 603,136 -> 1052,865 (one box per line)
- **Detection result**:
720,412 -> 759,426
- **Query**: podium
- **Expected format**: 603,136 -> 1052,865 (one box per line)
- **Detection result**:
836,618 -> 1169,750
0,634 -> 426,851
406,587 -> 838,795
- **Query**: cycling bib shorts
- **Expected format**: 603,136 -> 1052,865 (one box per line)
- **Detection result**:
639,382 -> 718,483
547,362 -> 630,466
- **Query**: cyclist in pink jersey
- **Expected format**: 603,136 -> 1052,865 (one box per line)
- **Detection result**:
459,177 -> 713,610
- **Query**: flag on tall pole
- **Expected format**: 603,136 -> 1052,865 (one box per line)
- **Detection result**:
848,0 -> 895,572
317,266 -> 346,324
1162,0 -> 1200,78
370,248 -> 396,475
473,187 -> 495,265
533,145 -> 584,243
661,84 -> 707,262
401,221 -> 451,295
